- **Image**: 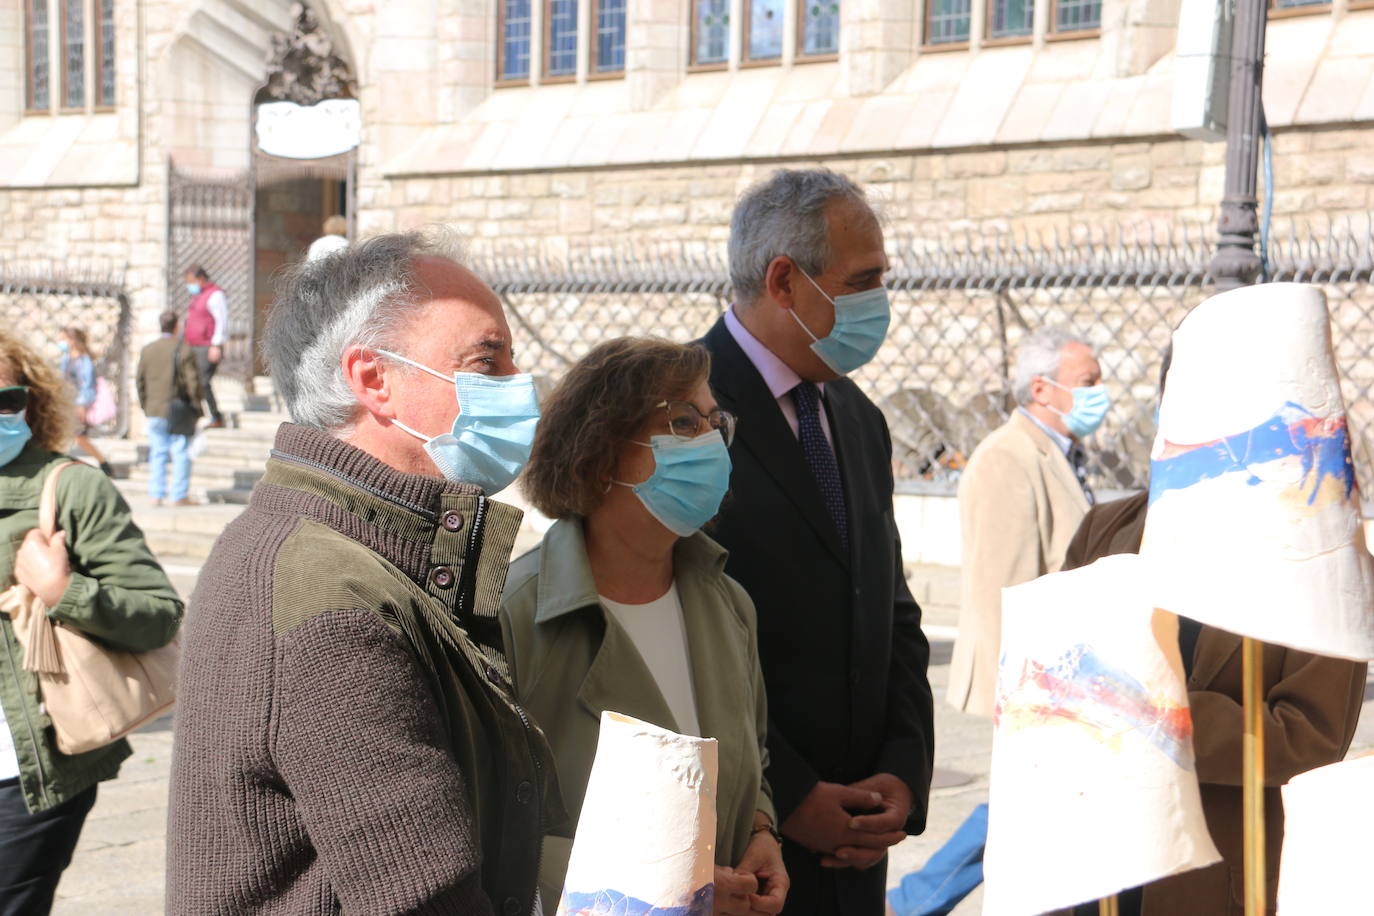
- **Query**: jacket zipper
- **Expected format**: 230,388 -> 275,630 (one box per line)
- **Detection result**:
514,700 -> 546,916
0,622 -> 50,807
456,497 -> 544,915
455,496 -> 488,619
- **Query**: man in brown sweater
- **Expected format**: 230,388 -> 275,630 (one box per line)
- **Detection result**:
167,232 -> 563,914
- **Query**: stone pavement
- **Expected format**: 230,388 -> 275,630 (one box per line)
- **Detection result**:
49,540 -> 1374,914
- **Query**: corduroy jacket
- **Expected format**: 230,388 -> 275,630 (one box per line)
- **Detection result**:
167,424 -> 563,916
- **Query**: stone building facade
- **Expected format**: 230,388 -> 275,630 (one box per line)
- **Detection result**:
1,0 -> 1372,363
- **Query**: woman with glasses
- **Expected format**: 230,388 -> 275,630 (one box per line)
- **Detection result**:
502,337 -> 788,916
0,331 -> 182,914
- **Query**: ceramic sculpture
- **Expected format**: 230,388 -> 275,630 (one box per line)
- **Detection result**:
984,555 -> 1220,915
556,711 -> 718,916
1141,282 -> 1374,660
1276,753 -> 1374,913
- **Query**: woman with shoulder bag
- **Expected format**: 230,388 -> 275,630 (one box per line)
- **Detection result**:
0,331 -> 183,914
57,327 -> 113,477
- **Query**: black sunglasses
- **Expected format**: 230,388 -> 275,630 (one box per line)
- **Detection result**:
0,387 -> 30,415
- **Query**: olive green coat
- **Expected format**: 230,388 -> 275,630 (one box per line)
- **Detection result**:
501,518 -> 775,907
0,446 -> 183,812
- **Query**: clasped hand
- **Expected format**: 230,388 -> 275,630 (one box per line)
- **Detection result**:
13,529 -> 72,609
779,774 -> 912,870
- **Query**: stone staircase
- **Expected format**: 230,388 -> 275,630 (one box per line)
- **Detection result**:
85,377 -> 285,573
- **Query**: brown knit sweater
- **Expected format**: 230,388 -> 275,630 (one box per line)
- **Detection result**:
167,424 -> 562,915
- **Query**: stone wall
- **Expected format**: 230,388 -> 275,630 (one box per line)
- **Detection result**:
356,125 -> 1374,245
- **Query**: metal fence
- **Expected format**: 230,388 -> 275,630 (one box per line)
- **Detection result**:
0,261 -> 134,436
478,218 -> 1374,498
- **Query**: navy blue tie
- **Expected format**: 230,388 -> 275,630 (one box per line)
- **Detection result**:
791,382 -> 848,548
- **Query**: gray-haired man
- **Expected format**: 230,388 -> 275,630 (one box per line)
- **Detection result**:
168,233 -> 562,914
699,168 -> 935,916
947,326 -> 1106,718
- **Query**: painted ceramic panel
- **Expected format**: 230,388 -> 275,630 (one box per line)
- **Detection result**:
1277,753 -> 1374,914
1142,282 -> 1374,660
556,712 -> 718,916
984,555 -> 1220,915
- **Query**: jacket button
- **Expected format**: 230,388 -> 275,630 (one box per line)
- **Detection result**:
515,779 -> 534,804
503,897 -> 522,916
430,566 -> 455,589
441,510 -> 465,532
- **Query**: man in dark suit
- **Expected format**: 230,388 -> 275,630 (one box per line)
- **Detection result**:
699,168 -> 935,916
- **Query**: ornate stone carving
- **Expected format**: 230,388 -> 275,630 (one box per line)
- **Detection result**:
262,3 -> 353,106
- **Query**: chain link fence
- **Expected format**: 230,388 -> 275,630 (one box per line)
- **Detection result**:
478,218 -> 1374,499
0,261 -> 133,436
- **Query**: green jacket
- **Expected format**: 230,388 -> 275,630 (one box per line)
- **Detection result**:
0,445 -> 183,813
501,518 -> 775,907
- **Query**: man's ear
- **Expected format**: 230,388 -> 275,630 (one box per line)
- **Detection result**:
342,346 -> 394,420
763,256 -> 798,311
1027,375 -> 1051,407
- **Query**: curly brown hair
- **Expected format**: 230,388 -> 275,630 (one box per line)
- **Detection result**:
0,331 -> 76,453
522,337 -> 711,519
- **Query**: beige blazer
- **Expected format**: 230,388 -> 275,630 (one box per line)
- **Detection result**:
946,411 -> 1091,715
500,519 -> 774,908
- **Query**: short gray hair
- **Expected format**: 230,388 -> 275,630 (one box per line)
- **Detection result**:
728,168 -> 868,305
1012,327 -> 1091,404
265,231 -> 453,432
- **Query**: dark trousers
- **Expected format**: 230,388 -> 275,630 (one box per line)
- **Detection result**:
0,779 -> 97,915
191,346 -> 222,422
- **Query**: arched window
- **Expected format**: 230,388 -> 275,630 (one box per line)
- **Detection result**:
25,0 -> 115,114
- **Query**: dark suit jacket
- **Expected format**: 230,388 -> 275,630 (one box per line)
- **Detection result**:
701,317 -> 935,916
1064,493 -> 1367,916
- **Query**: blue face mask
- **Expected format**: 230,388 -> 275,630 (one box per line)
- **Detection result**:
0,411 -> 33,468
58,341 -> 69,354
1046,378 -> 1112,438
187,283 -> 202,296
616,431 -> 732,537
379,350 -> 540,494
791,267 -> 892,376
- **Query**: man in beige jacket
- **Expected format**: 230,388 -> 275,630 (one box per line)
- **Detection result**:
947,327 -> 1105,717
889,327 -> 1108,916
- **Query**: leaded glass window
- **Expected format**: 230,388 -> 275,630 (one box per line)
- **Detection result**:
27,0 -> 50,111
801,1 -> 841,56
594,0 -> 626,73
501,0 -> 532,81
926,0 -> 971,44
97,0 -> 114,106
989,0 -> 1033,38
1054,0 -> 1100,30
63,0 -> 84,108
748,0 -> 784,61
694,0 -> 729,66
546,0 -> 578,78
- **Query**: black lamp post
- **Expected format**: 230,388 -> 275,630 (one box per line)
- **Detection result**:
1210,0 -> 1270,292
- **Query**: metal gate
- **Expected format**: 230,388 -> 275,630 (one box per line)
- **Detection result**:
165,160 -> 256,383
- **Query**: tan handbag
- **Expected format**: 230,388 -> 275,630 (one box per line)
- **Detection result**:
0,462 -> 179,755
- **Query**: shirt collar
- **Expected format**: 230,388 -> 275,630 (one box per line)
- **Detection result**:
1017,406 -> 1075,457
723,306 -> 823,400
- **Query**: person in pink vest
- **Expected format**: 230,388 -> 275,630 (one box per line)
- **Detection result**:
182,266 -> 227,428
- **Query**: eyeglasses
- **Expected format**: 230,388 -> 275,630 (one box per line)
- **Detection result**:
658,400 -> 737,447
0,387 -> 29,415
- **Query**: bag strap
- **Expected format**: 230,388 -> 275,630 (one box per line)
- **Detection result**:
39,461 -> 79,540
171,340 -> 189,402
